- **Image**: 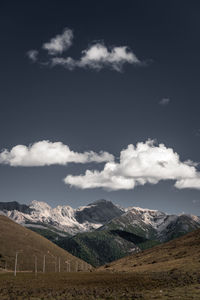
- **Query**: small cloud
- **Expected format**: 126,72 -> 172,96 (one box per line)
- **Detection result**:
78,43 -> 141,71
27,28 -> 144,72
50,43 -> 141,71
42,28 -> 73,55
27,50 -> 38,62
195,129 -> 200,137
159,98 -> 170,106
192,199 -> 200,204
51,57 -> 76,70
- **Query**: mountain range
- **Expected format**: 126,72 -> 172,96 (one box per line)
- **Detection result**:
0,199 -> 123,235
1,199 -> 200,266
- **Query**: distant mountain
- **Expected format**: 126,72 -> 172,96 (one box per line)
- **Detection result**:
0,201 -> 32,214
1,199 -> 200,267
75,199 -> 123,224
0,216 -> 91,272
100,207 -> 200,242
0,199 -> 123,236
55,205 -> 200,266
157,214 -> 200,242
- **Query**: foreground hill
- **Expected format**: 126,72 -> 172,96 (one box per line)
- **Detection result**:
0,216 -> 91,272
98,227 -> 200,273
1,218 -> 200,299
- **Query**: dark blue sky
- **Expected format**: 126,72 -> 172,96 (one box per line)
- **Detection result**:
0,0 -> 200,214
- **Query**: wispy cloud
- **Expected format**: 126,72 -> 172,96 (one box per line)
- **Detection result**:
27,28 -> 143,72
192,199 -> 200,204
64,139 -> 200,191
0,140 -> 114,166
42,28 -> 73,55
159,98 -> 170,106
51,43 -> 141,71
27,50 -> 39,62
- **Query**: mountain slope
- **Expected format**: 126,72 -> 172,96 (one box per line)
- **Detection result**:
0,216 -> 91,272
100,207 -> 200,242
75,199 -> 123,224
0,201 -> 32,214
56,229 -> 158,267
98,227 -> 200,273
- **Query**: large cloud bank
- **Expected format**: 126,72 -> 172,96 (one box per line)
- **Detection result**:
64,140 -> 200,190
1,139 -> 199,191
0,140 -> 114,166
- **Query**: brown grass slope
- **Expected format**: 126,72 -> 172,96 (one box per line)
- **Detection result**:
98,227 -> 200,274
0,216 -> 91,272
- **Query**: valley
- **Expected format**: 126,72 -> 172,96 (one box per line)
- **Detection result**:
1,228 -> 200,299
1,206 -> 200,299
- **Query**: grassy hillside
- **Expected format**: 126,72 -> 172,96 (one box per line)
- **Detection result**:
1,220 -> 200,299
1,271 -> 200,299
56,230 -> 159,267
98,227 -> 200,273
0,216 -> 91,272
28,225 -> 71,242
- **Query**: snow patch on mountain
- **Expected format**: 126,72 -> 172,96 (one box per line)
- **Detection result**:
125,207 -> 167,230
1,200 -> 103,235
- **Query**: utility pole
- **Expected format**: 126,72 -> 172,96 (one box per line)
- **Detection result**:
66,261 -> 70,272
55,257 -> 57,272
14,252 -> 18,276
34,256 -> 37,275
58,257 -> 61,273
43,255 -> 46,273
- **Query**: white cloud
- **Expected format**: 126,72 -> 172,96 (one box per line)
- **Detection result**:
175,177 -> 200,190
65,166 -> 135,191
78,43 -> 141,71
192,199 -> 200,204
51,57 -> 76,70
42,28 -> 73,55
27,50 -> 38,62
27,26 -> 143,72
0,140 -> 114,167
159,98 -> 170,106
51,43 -> 141,71
64,139 -> 200,191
